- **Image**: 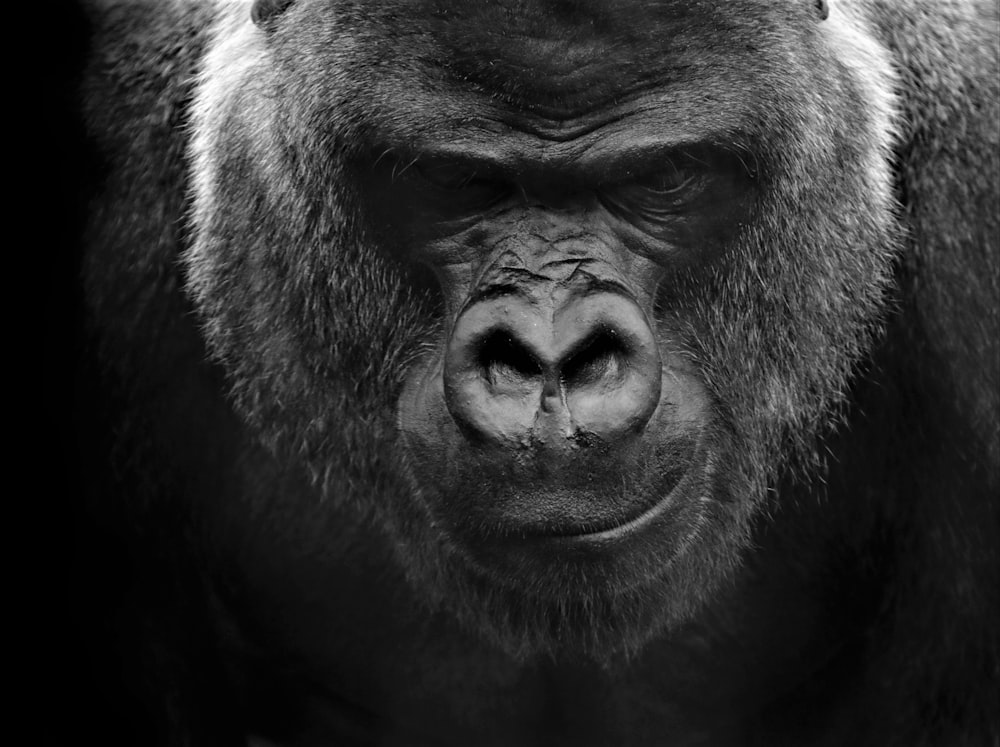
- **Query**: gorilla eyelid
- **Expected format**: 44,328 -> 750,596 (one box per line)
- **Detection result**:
632,171 -> 700,197
598,169 -> 704,225
389,154 -> 421,182
417,160 -> 481,189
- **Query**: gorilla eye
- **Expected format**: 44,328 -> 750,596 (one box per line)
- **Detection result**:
611,167 -> 703,210
631,169 -> 701,199
598,157 -> 716,234
414,158 -> 512,214
417,160 -> 481,190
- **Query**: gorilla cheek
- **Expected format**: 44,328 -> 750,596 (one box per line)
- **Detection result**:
397,350 -> 454,480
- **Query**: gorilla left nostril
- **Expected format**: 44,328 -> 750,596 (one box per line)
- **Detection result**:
561,330 -> 629,387
553,293 -> 663,442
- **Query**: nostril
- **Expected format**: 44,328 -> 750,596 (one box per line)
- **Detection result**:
443,291 -> 661,447
561,329 -> 629,388
477,330 -> 543,385
554,292 -> 662,442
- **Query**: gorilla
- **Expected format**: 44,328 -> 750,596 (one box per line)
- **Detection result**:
68,0 -> 997,745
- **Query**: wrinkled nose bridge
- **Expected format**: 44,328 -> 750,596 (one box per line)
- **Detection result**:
460,246 -> 642,380
476,220 -> 621,274
519,180 -> 585,210
470,246 -> 632,309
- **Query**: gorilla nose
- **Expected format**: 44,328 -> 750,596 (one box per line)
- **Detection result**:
443,291 -> 662,448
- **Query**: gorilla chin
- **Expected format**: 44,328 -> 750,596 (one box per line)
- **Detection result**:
401,449 -> 739,661
399,371 -> 735,658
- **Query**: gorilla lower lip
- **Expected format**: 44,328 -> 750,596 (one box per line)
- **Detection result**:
546,464 -> 694,543
495,460 -> 696,548
559,491 -> 672,540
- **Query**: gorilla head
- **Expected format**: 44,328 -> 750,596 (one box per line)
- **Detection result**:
184,0 -> 900,659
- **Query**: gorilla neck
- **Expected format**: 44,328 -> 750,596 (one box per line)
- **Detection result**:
230,475 -> 882,747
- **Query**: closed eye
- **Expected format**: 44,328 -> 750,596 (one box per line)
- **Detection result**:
598,165 -> 706,225
627,168 -> 700,198
414,157 -> 512,213
417,159 -> 482,190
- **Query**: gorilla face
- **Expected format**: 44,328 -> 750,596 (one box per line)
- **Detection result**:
187,0 -> 900,657
368,140 -> 752,652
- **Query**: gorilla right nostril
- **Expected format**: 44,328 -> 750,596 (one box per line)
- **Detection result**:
477,330 -> 542,385
552,293 -> 662,442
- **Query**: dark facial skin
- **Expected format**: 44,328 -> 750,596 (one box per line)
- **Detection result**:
359,123 -> 754,572
332,0 -> 766,616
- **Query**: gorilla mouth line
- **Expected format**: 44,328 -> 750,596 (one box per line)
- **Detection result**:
519,451 -> 704,545
540,434 -> 712,545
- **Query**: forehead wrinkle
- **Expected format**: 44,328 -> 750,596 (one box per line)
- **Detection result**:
316,0 -> 800,137
377,88 -> 753,181
422,17 -> 765,122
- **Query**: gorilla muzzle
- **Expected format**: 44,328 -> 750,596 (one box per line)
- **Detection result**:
443,249 -> 662,449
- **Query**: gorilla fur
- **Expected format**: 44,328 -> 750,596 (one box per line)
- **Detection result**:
72,0 -> 998,745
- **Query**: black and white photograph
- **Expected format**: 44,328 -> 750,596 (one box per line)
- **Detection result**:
49,1 -> 999,744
